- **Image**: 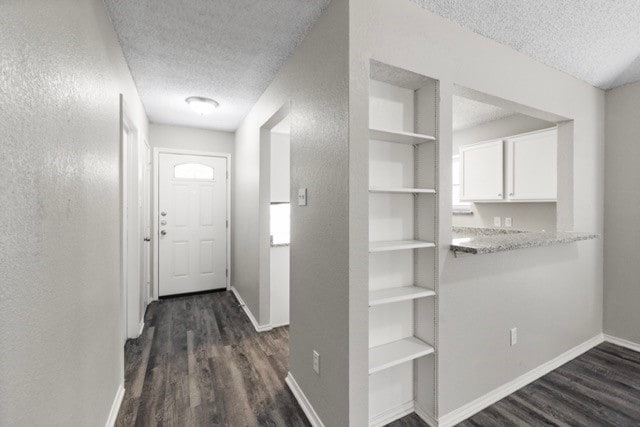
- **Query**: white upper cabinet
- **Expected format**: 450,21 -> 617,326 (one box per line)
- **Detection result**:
460,139 -> 504,201
506,128 -> 557,201
459,128 -> 557,203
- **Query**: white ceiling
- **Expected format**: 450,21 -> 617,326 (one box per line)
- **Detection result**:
104,0 -> 329,131
106,0 -> 640,132
452,96 -> 515,132
411,0 -> 640,90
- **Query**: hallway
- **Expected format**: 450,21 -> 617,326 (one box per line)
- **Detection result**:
116,292 -> 309,426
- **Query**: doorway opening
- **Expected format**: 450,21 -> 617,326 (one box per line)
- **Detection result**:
153,149 -> 231,298
269,116 -> 291,328
257,104 -> 291,330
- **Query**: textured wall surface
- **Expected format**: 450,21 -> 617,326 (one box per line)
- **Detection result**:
232,0 -> 353,424
104,0 -> 329,131
604,81 -> 640,345
350,0 -> 604,417
0,0 -> 148,424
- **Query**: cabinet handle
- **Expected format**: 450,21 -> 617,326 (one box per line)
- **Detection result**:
498,193 -> 503,197
509,192 -> 514,196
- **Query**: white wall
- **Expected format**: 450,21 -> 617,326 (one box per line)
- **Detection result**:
350,0 -> 604,418
270,132 -> 291,203
604,81 -> 640,345
0,0 -> 148,425
452,114 -> 557,231
149,123 -> 234,154
453,203 -> 557,231
233,0 -> 356,424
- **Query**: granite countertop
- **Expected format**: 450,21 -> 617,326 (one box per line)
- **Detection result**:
450,227 -> 599,255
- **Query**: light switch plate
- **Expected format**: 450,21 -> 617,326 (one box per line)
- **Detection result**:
493,216 -> 501,227
510,327 -> 518,346
505,217 -> 512,227
298,188 -> 307,206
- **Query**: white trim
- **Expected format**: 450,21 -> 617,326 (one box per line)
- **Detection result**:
369,401 -> 415,427
105,383 -> 125,427
285,373 -> 325,427
270,321 -> 290,329
231,286 -> 273,332
153,148 -> 232,299
604,334 -> 640,353
438,333 -> 604,427
137,320 -> 145,337
415,404 -> 438,427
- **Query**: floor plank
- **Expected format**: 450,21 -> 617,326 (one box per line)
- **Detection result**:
116,290 -> 309,427
391,341 -> 640,427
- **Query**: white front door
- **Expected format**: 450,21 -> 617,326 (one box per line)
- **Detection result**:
158,153 -> 228,296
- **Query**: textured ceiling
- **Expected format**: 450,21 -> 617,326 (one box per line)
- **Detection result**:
104,0 -> 329,131
411,0 -> 640,90
453,96 -> 515,132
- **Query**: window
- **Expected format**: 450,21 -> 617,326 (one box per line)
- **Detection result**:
452,155 -> 471,213
174,163 -> 214,180
270,202 -> 290,245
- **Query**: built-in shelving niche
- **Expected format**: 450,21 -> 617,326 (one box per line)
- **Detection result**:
368,60 -> 439,426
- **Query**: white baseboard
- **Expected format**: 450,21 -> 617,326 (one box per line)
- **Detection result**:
438,333 -> 604,427
415,403 -> 438,427
285,373 -> 325,427
270,321 -> 290,329
230,286 -> 273,332
369,401 -> 415,427
604,334 -> 640,353
105,383 -> 125,427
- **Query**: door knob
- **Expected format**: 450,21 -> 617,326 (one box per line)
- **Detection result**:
160,230 -> 167,236
161,211 -> 167,216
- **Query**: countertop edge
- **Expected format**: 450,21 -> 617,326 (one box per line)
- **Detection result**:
450,232 -> 600,255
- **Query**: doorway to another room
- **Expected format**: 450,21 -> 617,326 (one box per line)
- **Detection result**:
154,150 -> 230,297
269,116 -> 291,328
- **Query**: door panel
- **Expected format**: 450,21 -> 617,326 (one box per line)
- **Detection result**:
159,153 -> 227,296
506,128 -> 557,201
460,139 -> 504,201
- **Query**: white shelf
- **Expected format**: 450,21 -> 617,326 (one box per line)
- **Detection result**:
369,187 -> 436,194
369,128 -> 435,145
369,240 -> 435,253
369,286 -> 435,307
369,337 -> 435,374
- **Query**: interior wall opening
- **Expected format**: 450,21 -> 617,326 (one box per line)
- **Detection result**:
451,85 -> 574,233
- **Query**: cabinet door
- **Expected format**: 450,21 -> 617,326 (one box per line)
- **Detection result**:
506,128 -> 557,201
460,139 -> 504,201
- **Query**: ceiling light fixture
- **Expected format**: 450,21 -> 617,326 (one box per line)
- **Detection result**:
185,96 -> 219,115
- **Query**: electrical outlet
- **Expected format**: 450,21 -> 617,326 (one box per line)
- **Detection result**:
493,216 -> 501,227
510,327 -> 518,346
313,350 -> 320,375
505,217 -> 512,227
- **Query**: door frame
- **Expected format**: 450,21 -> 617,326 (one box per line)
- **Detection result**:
152,148 -> 231,300
120,95 -> 144,342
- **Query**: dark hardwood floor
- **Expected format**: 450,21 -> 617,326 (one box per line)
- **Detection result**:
391,341 -> 640,427
116,290 -> 310,426
118,291 -> 640,426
